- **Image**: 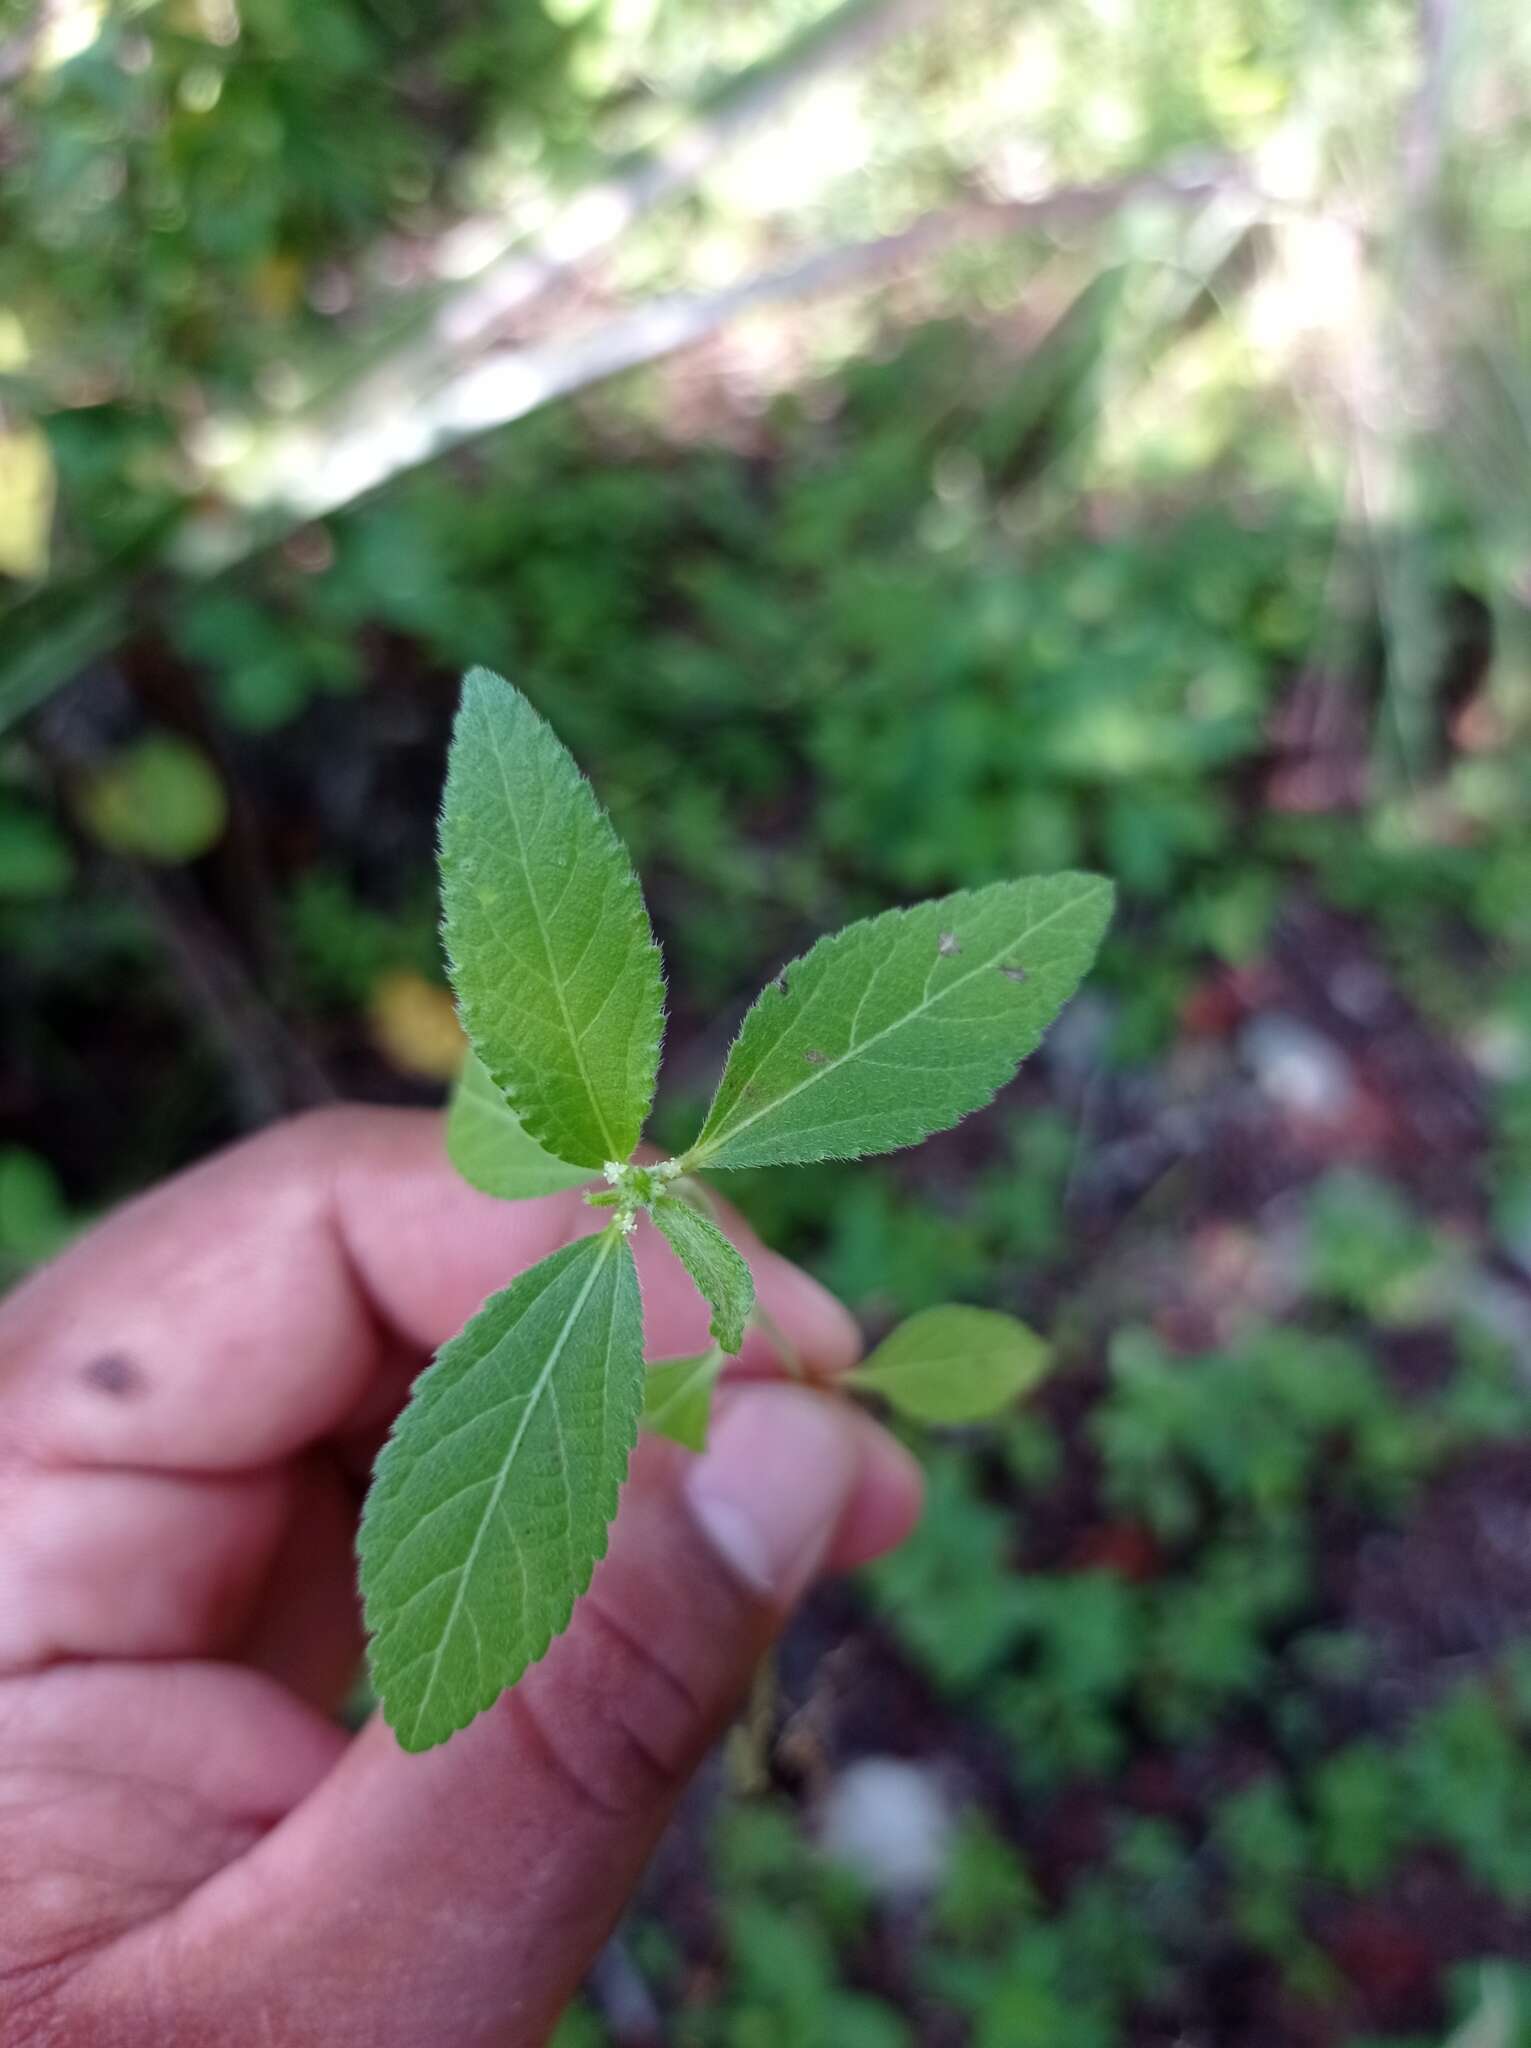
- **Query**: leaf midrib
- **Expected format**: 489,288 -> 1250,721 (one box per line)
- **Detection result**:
399,1229 -> 616,1739
859,1348 -> 975,1380
484,702 -> 621,1162
689,881 -> 1104,1164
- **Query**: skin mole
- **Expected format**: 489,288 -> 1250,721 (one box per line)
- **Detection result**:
81,1352 -> 146,1399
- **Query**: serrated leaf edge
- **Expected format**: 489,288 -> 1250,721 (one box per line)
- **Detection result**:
441,671 -> 667,1170
362,1225 -> 642,1750
686,872 -> 1114,1169
651,1194 -> 754,1355
445,1051 -> 597,1202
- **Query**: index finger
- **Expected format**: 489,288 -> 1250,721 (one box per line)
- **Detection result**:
0,1106 -> 861,1477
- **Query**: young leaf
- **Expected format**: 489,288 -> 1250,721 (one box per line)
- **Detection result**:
446,1051 -> 594,1201
685,874 -> 1113,1171
642,1344 -> 727,1451
849,1305 -> 1050,1424
651,1194 -> 754,1355
359,1227 -> 644,1751
441,668 -> 665,1170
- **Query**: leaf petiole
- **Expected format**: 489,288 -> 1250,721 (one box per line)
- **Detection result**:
748,1298 -> 809,1384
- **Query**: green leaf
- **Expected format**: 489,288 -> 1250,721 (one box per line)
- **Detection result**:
440,668 -> 665,1170
359,1227 -> 644,1750
686,874 -> 1113,1170
74,733 -> 228,865
642,1344 -> 727,1451
0,417 -> 55,581
849,1305 -> 1050,1424
0,800 -> 73,900
446,1051 -> 595,1201
0,1145 -> 75,1280
651,1194 -> 754,1355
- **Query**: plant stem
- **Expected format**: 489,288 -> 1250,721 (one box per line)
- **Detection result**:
750,1299 -> 808,1383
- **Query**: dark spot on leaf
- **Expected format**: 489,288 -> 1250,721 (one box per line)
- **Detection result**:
999,963 -> 1029,983
803,1048 -> 829,1064
938,931 -> 962,957
81,1352 -> 145,1399
773,973 -> 789,996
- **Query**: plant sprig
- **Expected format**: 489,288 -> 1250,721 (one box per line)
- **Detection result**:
359,669 -> 1113,1750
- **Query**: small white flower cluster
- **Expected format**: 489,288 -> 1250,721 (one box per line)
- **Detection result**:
599,1156 -> 683,1231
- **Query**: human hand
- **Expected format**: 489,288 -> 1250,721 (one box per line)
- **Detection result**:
0,1107 -> 921,2046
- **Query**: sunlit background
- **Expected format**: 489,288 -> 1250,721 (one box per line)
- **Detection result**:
5,0 -> 1531,2038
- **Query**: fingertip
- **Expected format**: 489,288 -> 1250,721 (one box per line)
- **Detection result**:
324,1107 -> 590,1350
653,1181 -> 861,1380
683,1383 -> 922,1608
826,1409 -> 925,1573
741,1247 -> 863,1380
685,1384 -> 861,1605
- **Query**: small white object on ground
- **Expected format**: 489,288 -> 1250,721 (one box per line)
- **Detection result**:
816,1756 -> 954,1900
1242,1013 -> 1354,1119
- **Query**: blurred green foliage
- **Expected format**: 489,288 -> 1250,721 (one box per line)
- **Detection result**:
574,1179 -> 1531,2044
0,0 -> 583,413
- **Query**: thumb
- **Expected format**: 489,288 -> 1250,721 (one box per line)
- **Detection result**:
172,1385 -> 921,2047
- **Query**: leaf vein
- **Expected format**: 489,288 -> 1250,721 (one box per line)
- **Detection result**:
406,1232 -> 616,1734
482,700 -> 621,1160
697,885 -> 1101,1159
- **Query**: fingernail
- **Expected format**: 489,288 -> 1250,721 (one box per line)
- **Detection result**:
685,1385 -> 862,1605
